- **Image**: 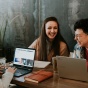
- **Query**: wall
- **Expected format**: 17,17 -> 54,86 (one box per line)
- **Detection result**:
0,0 -> 88,61
0,0 -> 35,48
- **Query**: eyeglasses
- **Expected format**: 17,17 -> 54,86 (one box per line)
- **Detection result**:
74,33 -> 88,38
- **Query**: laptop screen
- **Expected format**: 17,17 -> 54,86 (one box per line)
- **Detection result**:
13,48 -> 35,67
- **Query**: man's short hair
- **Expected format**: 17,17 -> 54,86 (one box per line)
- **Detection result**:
74,18 -> 88,34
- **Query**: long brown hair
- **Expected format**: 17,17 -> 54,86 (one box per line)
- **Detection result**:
39,17 -> 67,61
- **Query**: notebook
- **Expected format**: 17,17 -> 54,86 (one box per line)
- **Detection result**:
55,56 -> 88,82
12,48 -> 36,77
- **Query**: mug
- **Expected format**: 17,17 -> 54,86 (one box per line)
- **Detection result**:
0,57 -> 6,65
52,57 -> 57,73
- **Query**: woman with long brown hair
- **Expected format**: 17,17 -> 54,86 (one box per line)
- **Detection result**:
29,17 -> 69,61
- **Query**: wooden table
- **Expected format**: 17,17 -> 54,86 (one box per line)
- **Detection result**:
11,65 -> 88,88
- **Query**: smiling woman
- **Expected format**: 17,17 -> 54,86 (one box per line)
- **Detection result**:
45,21 -> 58,42
28,17 -> 69,61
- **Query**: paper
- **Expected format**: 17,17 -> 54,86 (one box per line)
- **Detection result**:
34,60 -> 51,68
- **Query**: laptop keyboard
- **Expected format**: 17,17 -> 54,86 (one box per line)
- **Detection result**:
14,68 -> 32,77
16,68 -> 29,74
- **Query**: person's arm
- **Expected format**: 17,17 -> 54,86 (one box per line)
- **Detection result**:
0,67 -> 16,88
60,42 -> 69,56
28,39 -> 38,48
28,38 -> 40,60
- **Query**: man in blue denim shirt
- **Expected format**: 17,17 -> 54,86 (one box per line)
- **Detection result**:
74,43 -> 85,58
74,18 -> 88,68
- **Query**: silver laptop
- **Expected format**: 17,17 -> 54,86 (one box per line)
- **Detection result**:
13,48 -> 36,77
55,56 -> 88,82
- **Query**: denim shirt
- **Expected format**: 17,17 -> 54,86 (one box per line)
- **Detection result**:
74,44 -> 85,59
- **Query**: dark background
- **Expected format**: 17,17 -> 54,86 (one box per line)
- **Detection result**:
0,0 -> 88,62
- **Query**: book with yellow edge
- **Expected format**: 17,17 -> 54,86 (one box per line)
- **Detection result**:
24,70 -> 53,83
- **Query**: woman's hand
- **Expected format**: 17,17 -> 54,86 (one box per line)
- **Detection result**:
6,67 -> 16,74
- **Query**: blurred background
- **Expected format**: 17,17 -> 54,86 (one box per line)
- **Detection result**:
0,0 -> 88,62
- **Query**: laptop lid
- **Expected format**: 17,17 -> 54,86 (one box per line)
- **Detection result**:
56,56 -> 88,82
13,48 -> 36,70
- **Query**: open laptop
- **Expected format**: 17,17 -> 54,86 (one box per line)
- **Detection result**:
12,48 -> 36,77
55,56 -> 88,82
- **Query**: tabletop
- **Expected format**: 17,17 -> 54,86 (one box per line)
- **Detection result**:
11,65 -> 88,88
